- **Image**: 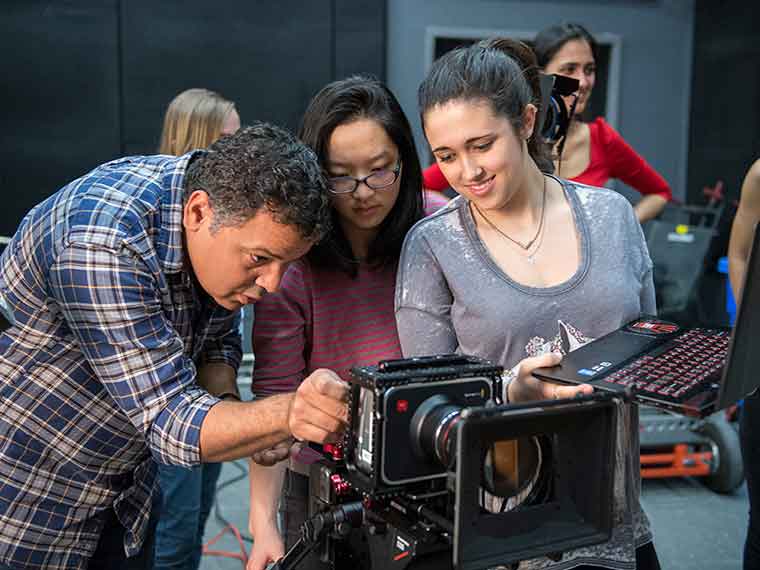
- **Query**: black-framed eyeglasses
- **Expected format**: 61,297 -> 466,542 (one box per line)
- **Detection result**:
328,161 -> 402,195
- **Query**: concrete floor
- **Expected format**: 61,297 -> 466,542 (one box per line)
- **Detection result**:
198,461 -> 749,570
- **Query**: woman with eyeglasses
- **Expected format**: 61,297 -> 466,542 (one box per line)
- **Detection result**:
245,75 -> 447,570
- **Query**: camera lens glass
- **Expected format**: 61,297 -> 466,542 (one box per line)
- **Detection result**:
482,436 -> 542,499
410,394 -> 462,469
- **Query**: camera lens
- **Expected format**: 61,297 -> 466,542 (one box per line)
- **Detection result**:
410,397 -> 544,505
410,395 -> 462,468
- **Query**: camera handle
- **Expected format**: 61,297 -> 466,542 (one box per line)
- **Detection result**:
271,501 -> 364,570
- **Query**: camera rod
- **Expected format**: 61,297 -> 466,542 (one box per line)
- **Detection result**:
271,501 -> 364,570
392,496 -> 453,536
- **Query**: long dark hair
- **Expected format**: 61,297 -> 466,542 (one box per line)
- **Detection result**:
533,23 -> 598,69
418,38 -> 553,172
299,75 -> 424,275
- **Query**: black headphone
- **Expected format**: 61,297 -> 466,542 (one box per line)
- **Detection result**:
537,73 -> 580,145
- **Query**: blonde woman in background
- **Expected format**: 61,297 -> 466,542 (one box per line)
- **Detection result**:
155,87 -> 241,570
158,88 -> 241,155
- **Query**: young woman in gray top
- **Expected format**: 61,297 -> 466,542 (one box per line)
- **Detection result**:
395,39 -> 660,570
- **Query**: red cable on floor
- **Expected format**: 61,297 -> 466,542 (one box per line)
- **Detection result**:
202,523 -> 249,567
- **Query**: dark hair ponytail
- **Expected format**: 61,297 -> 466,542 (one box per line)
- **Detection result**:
418,38 -> 553,172
481,38 -> 553,171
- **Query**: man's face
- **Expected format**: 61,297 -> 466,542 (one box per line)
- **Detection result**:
183,191 -> 313,309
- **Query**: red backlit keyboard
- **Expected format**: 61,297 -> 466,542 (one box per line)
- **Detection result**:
603,329 -> 730,400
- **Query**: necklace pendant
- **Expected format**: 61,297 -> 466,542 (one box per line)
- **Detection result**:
526,252 -> 536,264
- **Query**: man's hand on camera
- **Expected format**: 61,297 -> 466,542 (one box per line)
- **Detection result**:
251,438 -> 302,467
507,352 -> 593,403
288,368 -> 349,444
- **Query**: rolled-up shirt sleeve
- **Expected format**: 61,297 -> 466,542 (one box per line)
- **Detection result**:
49,242 -> 217,467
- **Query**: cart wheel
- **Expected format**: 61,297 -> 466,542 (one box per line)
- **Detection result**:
700,414 -> 744,494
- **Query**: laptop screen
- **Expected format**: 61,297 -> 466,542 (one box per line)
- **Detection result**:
719,222 -> 760,408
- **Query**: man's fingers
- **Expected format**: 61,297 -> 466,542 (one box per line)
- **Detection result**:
251,448 -> 289,466
290,422 -> 334,445
297,372 -> 349,423
291,396 -> 346,434
306,391 -> 349,423
253,450 -> 290,467
251,438 -> 298,466
309,369 -> 350,401
289,369 -> 350,444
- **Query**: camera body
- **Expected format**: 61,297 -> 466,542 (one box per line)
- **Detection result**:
285,355 -> 621,570
345,354 -> 503,494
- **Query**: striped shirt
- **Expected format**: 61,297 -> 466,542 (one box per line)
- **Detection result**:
252,260 -> 401,394
251,191 -> 448,395
0,153 -> 241,569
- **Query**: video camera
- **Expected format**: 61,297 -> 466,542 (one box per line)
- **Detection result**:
538,74 -> 580,144
274,354 -> 623,570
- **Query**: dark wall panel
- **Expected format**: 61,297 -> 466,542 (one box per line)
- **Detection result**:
334,0 -> 386,81
685,0 -> 759,279
0,1 -> 121,238
121,1 -> 334,155
0,0 -> 386,238
685,1 -> 759,324
687,1 -> 760,205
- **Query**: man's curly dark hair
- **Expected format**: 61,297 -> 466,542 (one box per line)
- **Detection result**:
185,121 -> 331,242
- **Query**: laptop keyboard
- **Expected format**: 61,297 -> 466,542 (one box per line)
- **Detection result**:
603,329 -> 730,400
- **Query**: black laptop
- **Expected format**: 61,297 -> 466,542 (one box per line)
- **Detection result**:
535,224 -> 760,418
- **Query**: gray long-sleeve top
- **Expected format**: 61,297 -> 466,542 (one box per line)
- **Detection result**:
396,177 -> 655,570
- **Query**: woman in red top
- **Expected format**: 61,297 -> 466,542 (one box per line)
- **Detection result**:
423,23 -> 671,223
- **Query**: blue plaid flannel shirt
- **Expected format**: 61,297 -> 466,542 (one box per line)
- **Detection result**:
0,153 -> 242,569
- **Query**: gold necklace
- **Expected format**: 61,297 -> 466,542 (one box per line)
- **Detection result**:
471,175 -> 547,262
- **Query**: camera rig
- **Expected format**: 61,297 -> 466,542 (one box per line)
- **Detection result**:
274,354 -> 623,570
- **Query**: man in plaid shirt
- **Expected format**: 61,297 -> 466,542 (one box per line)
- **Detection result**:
0,122 -> 348,570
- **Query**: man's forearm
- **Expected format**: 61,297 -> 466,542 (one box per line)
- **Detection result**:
199,393 -> 294,462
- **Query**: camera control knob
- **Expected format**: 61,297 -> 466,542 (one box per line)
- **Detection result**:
323,443 -> 344,461
330,473 -> 350,496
